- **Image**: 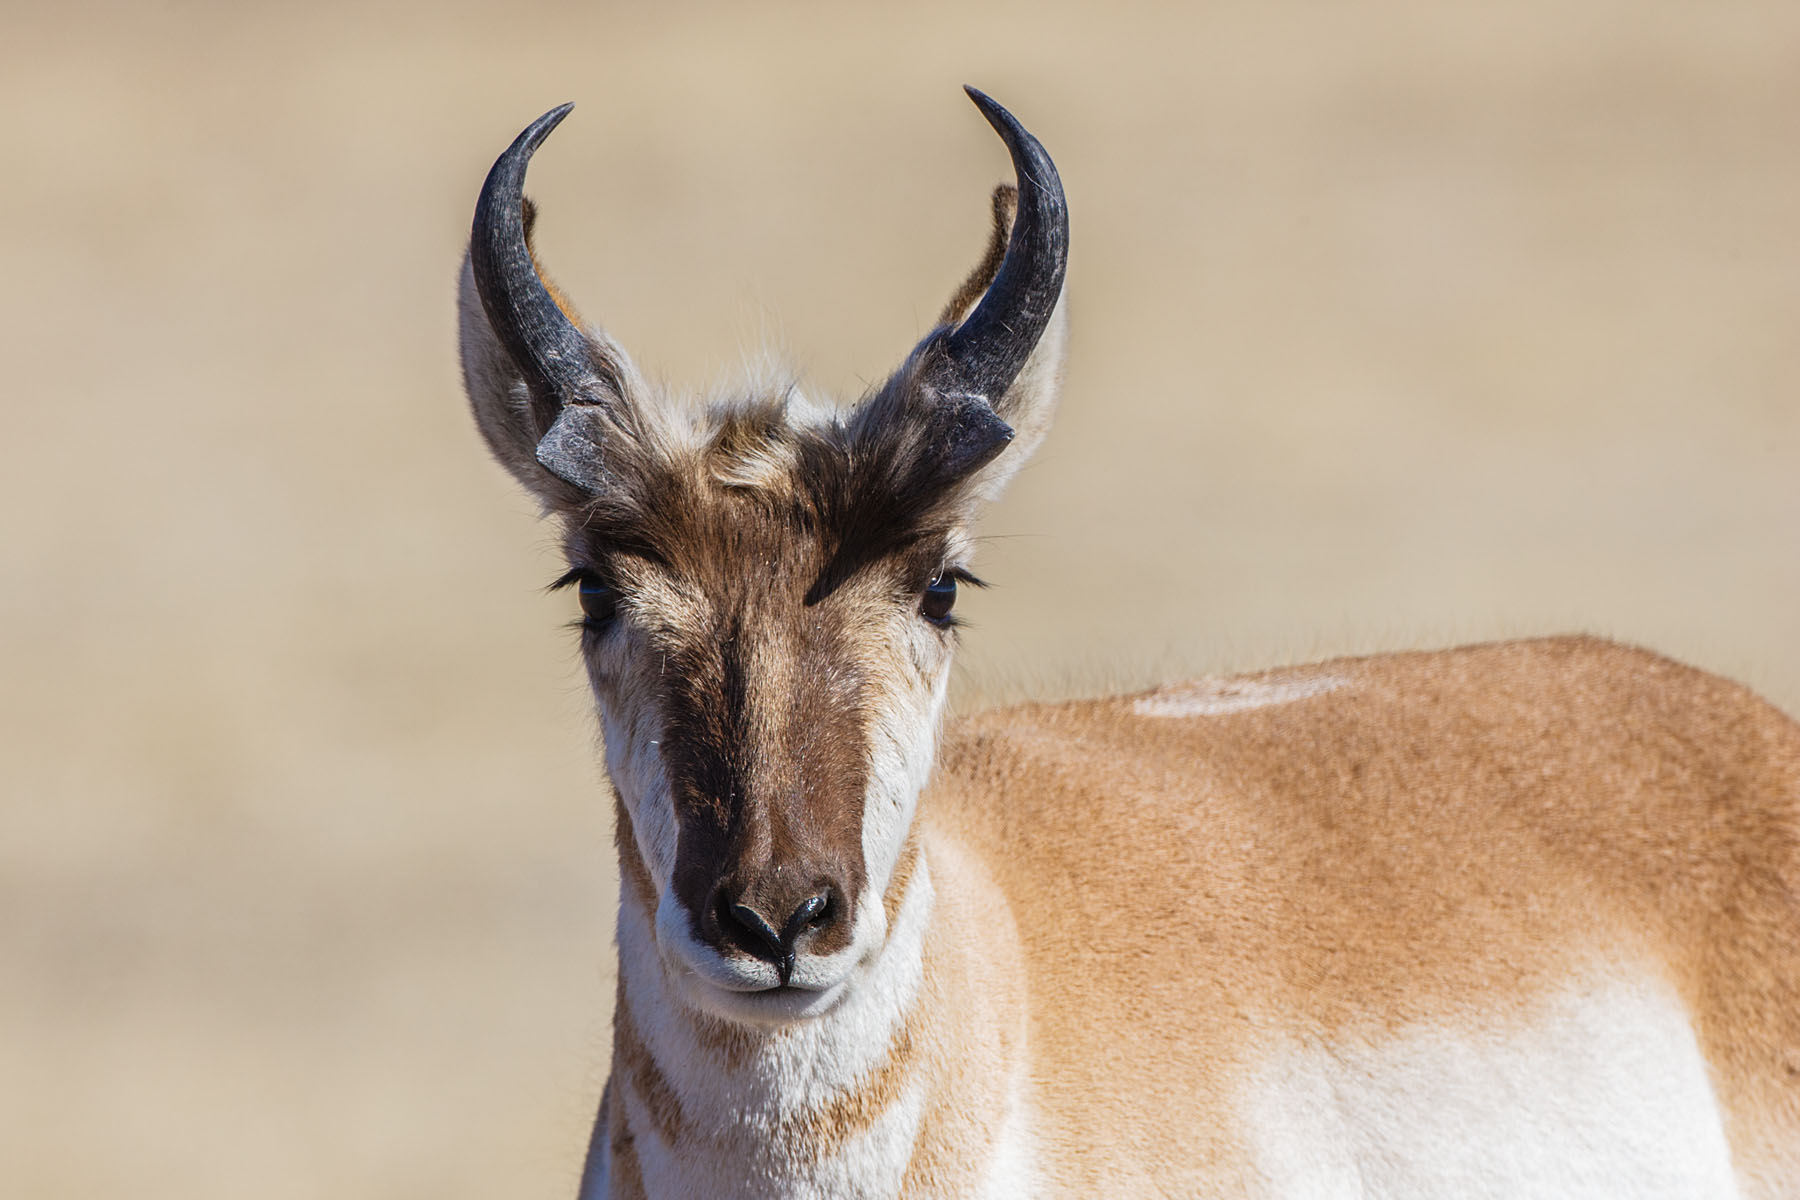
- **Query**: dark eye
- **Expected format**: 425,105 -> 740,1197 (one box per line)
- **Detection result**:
921,573 -> 957,624
577,574 -> 618,629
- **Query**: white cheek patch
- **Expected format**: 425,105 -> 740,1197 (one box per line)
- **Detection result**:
859,618 -> 952,905
1134,673 -> 1347,718
1241,971 -> 1740,1198
593,637 -> 680,890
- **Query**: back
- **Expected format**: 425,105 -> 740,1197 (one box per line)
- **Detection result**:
927,636 -> 1800,1195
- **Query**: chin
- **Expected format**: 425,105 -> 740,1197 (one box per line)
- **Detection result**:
676,974 -> 856,1027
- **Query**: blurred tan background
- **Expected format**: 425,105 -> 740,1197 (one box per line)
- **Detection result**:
4,1 -> 1797,1195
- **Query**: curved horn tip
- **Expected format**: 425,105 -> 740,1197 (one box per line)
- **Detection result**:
961,86 -> 1020,135
471,99 -> 597,436
518,101 -> 576,150
961,84 -> 997,110
959,87 -> 1059,199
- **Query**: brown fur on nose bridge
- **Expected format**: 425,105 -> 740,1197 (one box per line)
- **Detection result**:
655,576 -> 872,958
562,422 -> 896,937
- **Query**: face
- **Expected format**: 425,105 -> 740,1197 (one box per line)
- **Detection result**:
462,92 -> 1068,1028
557,401 -> 974,1024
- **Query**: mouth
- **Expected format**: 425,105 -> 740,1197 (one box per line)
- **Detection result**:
652,892 -> 880,1024
699,969 -> 832,996
680,969 -> 853,1026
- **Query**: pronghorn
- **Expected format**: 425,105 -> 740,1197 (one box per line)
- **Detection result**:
458,91 -> 1800,1199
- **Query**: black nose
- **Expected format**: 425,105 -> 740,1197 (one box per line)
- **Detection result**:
715,888 -> 834,986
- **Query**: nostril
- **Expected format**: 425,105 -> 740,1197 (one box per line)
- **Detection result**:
708,884 -> 843,988
715,891 -> 783,960
782,890 -> 832,946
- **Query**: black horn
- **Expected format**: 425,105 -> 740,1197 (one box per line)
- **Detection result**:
470,103 -> 610,436
933,88 -> 1070,407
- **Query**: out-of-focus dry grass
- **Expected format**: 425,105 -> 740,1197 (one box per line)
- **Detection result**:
3,1 -> 1797,1195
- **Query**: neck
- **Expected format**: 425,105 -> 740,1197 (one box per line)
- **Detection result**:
587,806 -> 970,1199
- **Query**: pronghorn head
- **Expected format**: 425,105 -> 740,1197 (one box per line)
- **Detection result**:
459,90 -> 1067,1025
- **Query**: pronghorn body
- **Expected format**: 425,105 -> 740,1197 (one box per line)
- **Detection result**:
589,638 -> 1800,1198
458,96 -> 1800,1198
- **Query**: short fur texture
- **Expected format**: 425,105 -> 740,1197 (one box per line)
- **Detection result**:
459,120 -> 1799,1198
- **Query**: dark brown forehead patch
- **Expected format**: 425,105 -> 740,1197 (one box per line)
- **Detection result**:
561,387 -> 979,603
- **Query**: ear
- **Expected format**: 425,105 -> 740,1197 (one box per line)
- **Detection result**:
937,186 -> 1069,504
458,201 -> 647,512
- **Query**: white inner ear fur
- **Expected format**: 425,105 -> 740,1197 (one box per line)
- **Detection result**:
967,290 -> 1068,504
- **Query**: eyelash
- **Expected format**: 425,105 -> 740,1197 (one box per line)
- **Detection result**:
550,568 -> 620,634
922,566 -> 983,628
549,564 -> 984,632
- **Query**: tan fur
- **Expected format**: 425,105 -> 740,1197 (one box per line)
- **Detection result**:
459,113 -> 1799,1197
613,987 -> 688,1147
787,1003 -> 922,1158
881,832 -> 921,929
589,632 -> 1800,1195
605,1086 -> 648,1200
925,636 -> 1800,1188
